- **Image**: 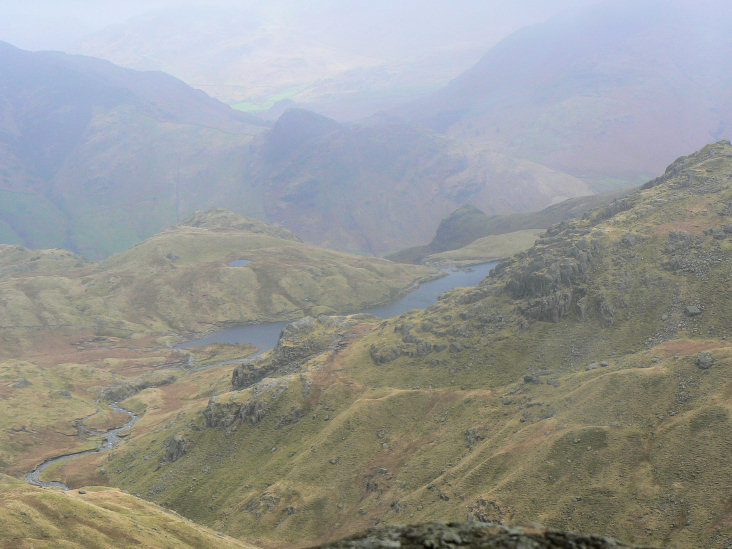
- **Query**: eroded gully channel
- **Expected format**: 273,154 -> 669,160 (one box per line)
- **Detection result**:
26,261 -> 496,489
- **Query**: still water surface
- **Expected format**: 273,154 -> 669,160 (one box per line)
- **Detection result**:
177,261 -> 497,352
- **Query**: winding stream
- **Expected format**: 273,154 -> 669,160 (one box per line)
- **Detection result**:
26,403 -> 137,490
25,262 -> 496,489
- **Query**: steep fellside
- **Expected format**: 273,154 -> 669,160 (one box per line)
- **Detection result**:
0,41 -> 267,258
0,474 -> 253,549
98,142 -> 731,548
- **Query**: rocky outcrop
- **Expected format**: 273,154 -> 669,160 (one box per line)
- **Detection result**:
100,374 -> 177,402
695,351 -> 714,369
162,434 -> 189,462
503,237 -> 593,301
490,225 -> 598,324
312,521 -> 644,548
370,344 -> 402,364
232,316 -> 352,390
203,397 -> 270,434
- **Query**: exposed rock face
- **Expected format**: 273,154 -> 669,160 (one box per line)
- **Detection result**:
100,374 -> 177,402
311,522 -> 644,548
162,434 -> 189,462
370,344 -> 402,365
232,316 -> 362,390
202,396 -> 270,434
491,223 -> 599,324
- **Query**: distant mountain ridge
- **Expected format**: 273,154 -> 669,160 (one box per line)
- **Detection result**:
9,0 -> 732,259
0,42 -> 592,257
0,40 -> 267,258
404,0 -> 732,187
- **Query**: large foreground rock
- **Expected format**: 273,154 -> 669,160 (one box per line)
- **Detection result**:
311,521 -> 647,548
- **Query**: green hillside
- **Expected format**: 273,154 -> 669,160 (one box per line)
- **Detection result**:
88,142 -> 732,548
0,474 -> 253,548
0,209 -> 435,354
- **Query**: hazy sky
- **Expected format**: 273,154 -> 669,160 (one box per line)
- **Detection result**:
0,1 -> 602,53
0,0 -> 606,119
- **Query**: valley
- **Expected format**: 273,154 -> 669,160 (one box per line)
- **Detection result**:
5,1 -> 732,261
1,3 -> 732,547
0,142 -> 729,547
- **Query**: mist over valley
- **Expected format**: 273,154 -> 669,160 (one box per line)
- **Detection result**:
0,2 -> 730,547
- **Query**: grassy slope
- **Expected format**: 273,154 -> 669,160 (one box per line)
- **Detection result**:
0,209 -> 435,352
99,142 -> 732,548
0,208 -> 433,487
0,474 -> 253,549
0,190 -> 70,250
422,229 -> 543,266
388,191 -> 630,265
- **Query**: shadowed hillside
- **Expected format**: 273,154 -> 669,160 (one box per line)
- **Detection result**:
0,41 -> 267,258
406,0 -> 732,189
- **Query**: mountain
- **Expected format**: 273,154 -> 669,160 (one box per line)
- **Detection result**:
0,41 -> 267,258
244,109 -> 591,254
0,42 -> 595,258
389,191 -> 630,265
68,3 -> 552,120
66,142 -> 732,547
406,0 -> 732,189
6,1 -> 732,260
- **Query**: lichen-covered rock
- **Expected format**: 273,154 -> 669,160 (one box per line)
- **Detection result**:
523,291 -> 573,322
695,351 -> 714,369
162,434 -> 189,462
202,396 -> 269,434
370,344 -> 401,364
311,521 -> 645,548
